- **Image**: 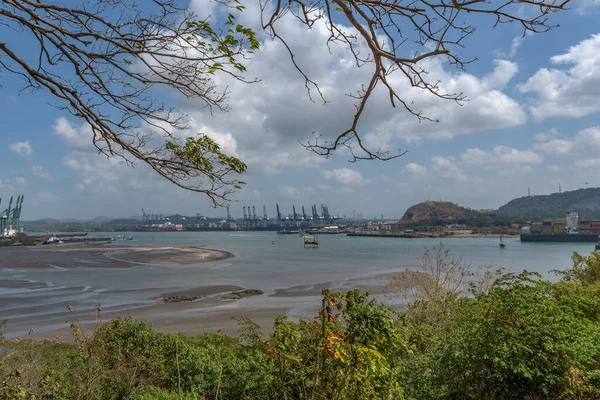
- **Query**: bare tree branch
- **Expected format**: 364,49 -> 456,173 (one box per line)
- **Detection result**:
0,0 -> 260,206
262,0 -> 570,162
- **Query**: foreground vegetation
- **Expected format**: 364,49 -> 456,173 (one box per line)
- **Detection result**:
3,250 -> 600,399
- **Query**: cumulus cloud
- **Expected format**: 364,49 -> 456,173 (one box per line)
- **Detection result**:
460,146 -> 543,166
9,141 -> 32,157
535,127 -> 600,158
364,59 -> 525,146
52,117 -> 95,150
175,7 -> 527,171
405,163 -> 428,176
321,168 -> 368,185
430,156 -> 469,182
519,34 -> 600,119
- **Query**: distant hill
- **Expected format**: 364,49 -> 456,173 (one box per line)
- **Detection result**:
400,201 -> 513,227
402,201 -> 474,222
498,188 -> 600,220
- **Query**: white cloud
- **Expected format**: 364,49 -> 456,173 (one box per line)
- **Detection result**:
573,159 -> 600,169
405,163 -> 428,176
519,34 -> 600,119
321,168 -> 368,185
535,128 -> 558,143
317,184 -> 355,194
546,165 -> 562,172
535,127 -> 600,157
13,177 -> 27,186
509,35 -> 525,58
430,156 -> 469,181
575,0 -> 600,13
9,141 -> 32,157
32,165 -> 50,179
173,8 -> 527,171
278,185 -> 314,199
364,59 -> 525,146
460,146 -> 543,166
0,177 -> 26,190
535,139 -> 574,156
52,117 -> 96,150
36,192 -> 60,202
499,165 -> 532,178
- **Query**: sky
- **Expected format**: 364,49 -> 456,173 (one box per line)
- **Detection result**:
2,1 -> 600,221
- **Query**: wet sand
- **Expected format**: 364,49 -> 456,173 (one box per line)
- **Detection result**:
1,272 -> 411,341
0,244 -> 415,341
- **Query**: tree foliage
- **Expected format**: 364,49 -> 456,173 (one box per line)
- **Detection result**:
0,0 -> 258,204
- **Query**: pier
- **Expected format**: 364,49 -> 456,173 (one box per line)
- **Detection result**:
347,232 -> 415,238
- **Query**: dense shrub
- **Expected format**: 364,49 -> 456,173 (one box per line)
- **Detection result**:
3,251 -> 600,399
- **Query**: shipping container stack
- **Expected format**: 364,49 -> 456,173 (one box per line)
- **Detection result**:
592,220 -> 600,234
552,221 -> 565,234
580,220 -> 591,233
542,221 -> 553,234
532,222 -> 542,234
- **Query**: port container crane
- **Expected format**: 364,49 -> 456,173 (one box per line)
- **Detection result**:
312,205 -> 319,220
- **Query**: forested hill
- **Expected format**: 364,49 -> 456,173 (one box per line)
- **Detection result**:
498,188 -> 600,219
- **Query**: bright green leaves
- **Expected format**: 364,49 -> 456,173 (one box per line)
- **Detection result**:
184,3 -> 260,77
557,251 -> 600,285
165,136 -> 246,178
163,135 -> 246,196
269,289 -> 406,399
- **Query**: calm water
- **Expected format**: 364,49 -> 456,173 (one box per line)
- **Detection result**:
0,232 -> 596,335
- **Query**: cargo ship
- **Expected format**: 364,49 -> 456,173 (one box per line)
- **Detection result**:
520,212 -> 600,243
134,222 -> 183,232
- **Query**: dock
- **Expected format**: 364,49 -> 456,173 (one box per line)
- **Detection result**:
346,232 -> 415,238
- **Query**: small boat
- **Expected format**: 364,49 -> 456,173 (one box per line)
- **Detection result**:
499,236 -> 506,248
112,234 -> 133,241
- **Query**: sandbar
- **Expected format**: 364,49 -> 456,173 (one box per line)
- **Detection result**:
0,245 -> 233,269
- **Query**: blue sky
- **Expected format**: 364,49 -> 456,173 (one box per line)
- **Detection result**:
2,1 -> 600,220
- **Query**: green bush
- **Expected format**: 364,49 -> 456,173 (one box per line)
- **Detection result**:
4,250 -> 600,399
